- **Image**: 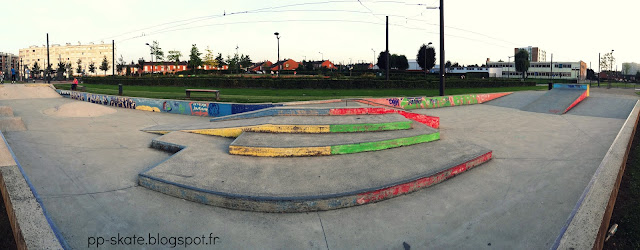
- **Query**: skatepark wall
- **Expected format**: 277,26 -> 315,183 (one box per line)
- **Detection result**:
555,100 -> 640,249
359,92 -> 512,109
56,90 -> 283,117
0,131 -> 66,249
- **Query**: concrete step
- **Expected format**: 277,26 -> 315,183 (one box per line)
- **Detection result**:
229,122 -> 439,157
143,114 -> 414,137
139,131 -> 492,212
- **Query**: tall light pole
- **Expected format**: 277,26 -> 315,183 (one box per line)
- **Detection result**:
145,42 -> 153,74
598,52 -> 600,87
439,0 -> 445,96
371,48 -> 375,68
319,52 -> 323,61
274,32 -> 280,76
424,42 -> 432,77
507,56 -> 513,79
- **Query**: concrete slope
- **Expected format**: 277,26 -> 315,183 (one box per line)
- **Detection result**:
139,131 -> 491,212
229,122 -> 439,157
521,84 -> 589,115
0,84 -> 60,100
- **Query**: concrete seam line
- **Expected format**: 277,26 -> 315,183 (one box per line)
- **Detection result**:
0,131 -> 69,249
552,99 -> 640,249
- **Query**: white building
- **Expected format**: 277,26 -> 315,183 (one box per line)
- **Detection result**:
19,42 -> 115,76
486,61 -> 587,80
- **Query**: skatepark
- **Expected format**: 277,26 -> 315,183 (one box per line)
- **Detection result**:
0,84 -> 637,249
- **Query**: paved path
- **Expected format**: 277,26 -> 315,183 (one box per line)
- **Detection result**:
0,87 -> 637,249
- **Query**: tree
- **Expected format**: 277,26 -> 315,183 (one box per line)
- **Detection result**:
226,54 -> 240,73
76,59 -> 83,75
167,50 -> 182,62
240,54 -> 252,69
137,59 -> 145,76
587,69 -> 596,81
125,65 -> 131,76
600,52 -> 615,72
514,49 -> 530,80
215,53 -> 226,66
167,50 -> 182,74
416,44 -> 436,71
56,61 -> 66,80
203,46 -> 219,69
100,56 -> 110,76
150,40 -> 164,61
622,63 -> 631,75
89,62 -> 96,75
65,63 -> 73,79
445,60 -> 452,69
636,71 -> 640,83
31,62 -> 40,78
297,61 -> 305,71
116,55 -> 126,75
376,51 -> 389,71
396,55 -> 409,71
188,44 -> 203,73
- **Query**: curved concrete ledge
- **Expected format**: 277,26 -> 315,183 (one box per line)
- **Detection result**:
0,131 -> 65,249
139,141 -> 491,212
554,100 -> 640,249
210,107 -> 440,129
229,132 -> 440,157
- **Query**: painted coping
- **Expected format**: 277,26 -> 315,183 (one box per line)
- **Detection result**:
0,131 -> 67,249
210,107 -> 440,129
553,84 -> 590,114
147,120 -> 413,137
554,100 -> 640,249
139,138 -> 492,213
355,92 -> 513,110
228,132 -> 440,157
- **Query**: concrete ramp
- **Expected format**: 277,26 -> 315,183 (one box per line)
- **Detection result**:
0,84 -> 61,100
521,84 -> 589,114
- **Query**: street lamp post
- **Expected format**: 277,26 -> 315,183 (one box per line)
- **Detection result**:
274,32 -> 280,76
424,42 -> 432,77
371,48 -> 375,69
507,56 -> 513,79
609,49 -> 614,89
319,52 -> 323,61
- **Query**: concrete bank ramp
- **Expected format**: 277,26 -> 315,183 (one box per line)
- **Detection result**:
521,84 -> 589,114
0,84 -> 61,100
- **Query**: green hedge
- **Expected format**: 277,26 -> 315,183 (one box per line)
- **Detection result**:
84,77 -> 535,89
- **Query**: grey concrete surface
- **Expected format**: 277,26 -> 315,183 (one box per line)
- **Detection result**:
521,88 -> 585,114
0,88 -> 636,249
145,130 -> 480,197
558,100 -> 640,249
144,113 -> 409,132
230,121 -> 435,147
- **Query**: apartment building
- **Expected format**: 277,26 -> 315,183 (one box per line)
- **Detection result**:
19,42 -> 114,76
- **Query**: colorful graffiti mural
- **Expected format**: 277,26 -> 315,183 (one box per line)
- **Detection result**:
57,90 -> 281,117
360,92 -> 512,110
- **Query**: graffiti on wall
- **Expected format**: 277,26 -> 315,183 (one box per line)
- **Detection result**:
364,92 -> 512,110
56,90 -> 281,117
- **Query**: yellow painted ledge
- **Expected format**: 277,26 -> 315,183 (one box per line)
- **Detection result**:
229,145 -> 331,157
185,124 -> 331,138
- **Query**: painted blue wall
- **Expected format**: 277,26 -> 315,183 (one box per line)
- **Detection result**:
56,90 -> 282,117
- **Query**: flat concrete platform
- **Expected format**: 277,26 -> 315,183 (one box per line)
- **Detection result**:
144,129 -> 482,196
521,88 -> 585,114
230,121 -> 436,148
144,113 -> 410,132
1,87 -> 638,248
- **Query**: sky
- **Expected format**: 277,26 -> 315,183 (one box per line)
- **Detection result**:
2,0 -> 638,70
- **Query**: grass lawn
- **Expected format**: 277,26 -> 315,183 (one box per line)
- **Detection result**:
54,83 -> 546,103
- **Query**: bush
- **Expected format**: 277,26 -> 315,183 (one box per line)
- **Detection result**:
84,76 -> 535,89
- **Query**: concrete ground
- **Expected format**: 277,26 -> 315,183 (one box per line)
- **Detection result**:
1,86 -> 638,249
